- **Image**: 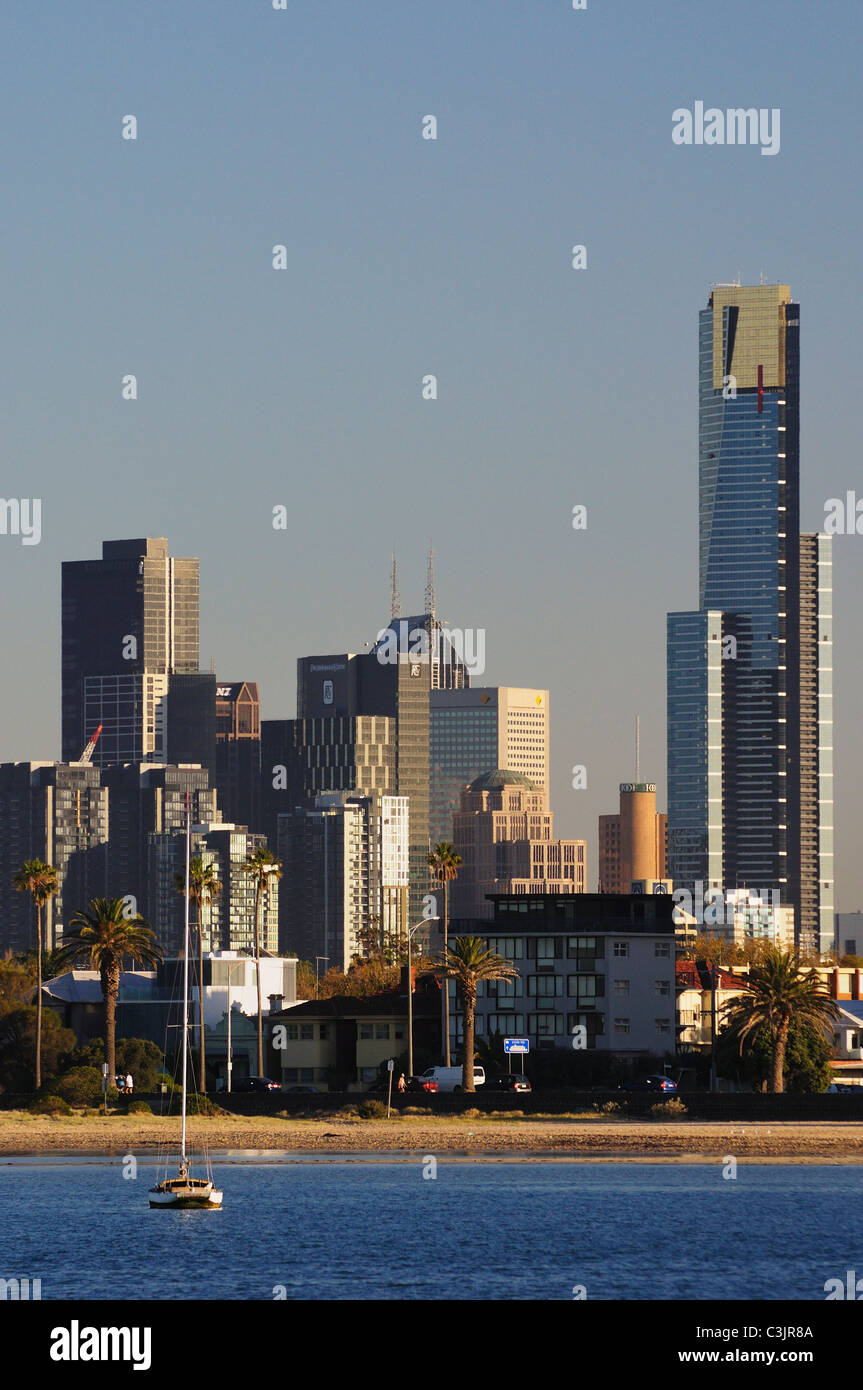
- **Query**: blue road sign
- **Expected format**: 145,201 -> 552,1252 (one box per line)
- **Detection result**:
504,1038 -> 529,1054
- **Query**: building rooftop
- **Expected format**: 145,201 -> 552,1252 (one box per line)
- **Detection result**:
468,769 -> 540,792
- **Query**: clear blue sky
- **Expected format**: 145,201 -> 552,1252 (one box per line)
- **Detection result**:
2,0 -> 862,907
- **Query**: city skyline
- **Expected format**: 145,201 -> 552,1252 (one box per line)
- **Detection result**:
2,1 -> 862,913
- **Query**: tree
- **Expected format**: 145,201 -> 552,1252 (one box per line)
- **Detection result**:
12,859 -> 59,1090
175,857 -> 221,1091
428,842 -> 462,1066
55,899 -> 162,1083
66,1037 -> 165,1095
0,1002 -> 76,1093
721,947 -> 840,1093
716,1019 -> 834,1093
436,936 -> 519,1091
242,848 -> 283,1075
0,956 -> 37,1005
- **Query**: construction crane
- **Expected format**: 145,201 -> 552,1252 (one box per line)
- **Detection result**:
78,725 -> 103,765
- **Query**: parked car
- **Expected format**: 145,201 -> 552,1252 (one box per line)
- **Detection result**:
406,1076 -> 439,1094
418,1065 -> 486,1093
483,1073 -> 532,1093
233,1076 -> 282,1093
619,1074 -> 679,1093
283,1084 -> 320,1094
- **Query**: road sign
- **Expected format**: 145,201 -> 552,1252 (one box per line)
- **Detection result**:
387,1059 -> 394,1072
504,1038 -> 529,1055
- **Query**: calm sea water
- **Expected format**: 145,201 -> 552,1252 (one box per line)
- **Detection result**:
0,1156 -> 860,1300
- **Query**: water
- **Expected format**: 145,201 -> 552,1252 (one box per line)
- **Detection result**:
1,1156 -> 860,1300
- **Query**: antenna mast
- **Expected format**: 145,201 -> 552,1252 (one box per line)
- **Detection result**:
390,551 -> 401,620
425,542 -> 436,618
635,714 -> 641,784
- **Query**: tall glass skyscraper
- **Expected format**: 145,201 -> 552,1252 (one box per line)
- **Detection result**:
667,286 -> 834,952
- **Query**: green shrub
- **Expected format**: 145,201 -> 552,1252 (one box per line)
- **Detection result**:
126,1099 -> 152,1115
55,1066 -> 104,1106
648,1098 -> 688,1119
183,1094 -> 226,1117
357,1099 -> 387,1119
595,1100 -> 623,1115
29,1095 -> 73,1116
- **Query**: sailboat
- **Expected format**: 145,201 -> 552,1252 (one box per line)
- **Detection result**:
149,802 -> 223,1210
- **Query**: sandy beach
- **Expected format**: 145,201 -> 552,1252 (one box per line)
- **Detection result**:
3,1110 -> 863,1161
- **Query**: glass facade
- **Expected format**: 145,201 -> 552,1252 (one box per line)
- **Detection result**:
667,288 -> 834,950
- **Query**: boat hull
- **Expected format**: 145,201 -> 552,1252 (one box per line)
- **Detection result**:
149,1185 -> 223,1210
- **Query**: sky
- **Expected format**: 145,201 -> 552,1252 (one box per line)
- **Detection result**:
1,0 -> 862,907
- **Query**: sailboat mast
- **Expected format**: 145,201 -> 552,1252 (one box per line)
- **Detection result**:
181,798 -> 191,1164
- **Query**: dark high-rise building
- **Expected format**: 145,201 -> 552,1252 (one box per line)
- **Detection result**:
99,763 -> 219,924
167,672 -> 217,769
0,762 -> 108,953
62,538 -> 199,765
214,681 -> 261,831
667,285 -> 834,952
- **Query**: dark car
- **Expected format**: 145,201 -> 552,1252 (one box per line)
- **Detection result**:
619,1074 -> 678,1093
233,1076 -> 282,1093
283,1084 -> 320,1094
406,1076 -> 439,1094
483,1073 -> 532,1093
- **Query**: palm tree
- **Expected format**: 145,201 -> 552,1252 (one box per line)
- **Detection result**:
436,936 -> 519,1091
722,946 -> 840,1093
242,848 -> 283,1075
175,857 -> 221,1093
12,859 -> 58,1090
427,842 -> 462,1066
55,899 -> 162,1083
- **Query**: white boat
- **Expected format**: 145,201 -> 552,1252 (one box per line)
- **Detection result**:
149,803 -> 223,1211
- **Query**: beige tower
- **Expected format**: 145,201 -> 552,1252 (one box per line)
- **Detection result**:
599,783 -> 667,893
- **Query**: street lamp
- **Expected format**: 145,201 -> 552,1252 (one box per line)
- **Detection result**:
315,956 -> 329,1000
406,917 -> 438,1078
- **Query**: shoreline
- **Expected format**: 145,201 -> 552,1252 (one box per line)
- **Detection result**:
3,1112 -> 863,1162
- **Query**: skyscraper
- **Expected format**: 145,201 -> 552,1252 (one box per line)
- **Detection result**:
62,538 -> 199,765
598,782 -> 667,894
667,285 -> 834,951
430,687 -> 550,843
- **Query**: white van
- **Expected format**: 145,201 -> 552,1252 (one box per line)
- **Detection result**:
419,1065 -> 485,1093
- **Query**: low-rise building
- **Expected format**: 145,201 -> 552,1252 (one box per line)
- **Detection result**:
266,977 -> 441,1090
455,891 -> 677,1058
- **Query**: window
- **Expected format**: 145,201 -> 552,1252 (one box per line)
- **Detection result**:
567,974 -> 604,1001
614,979 -> 630,996
359,1066 -> 377,1083
528,1013 -> 563,1038
613,942 -> 629,958
845,940 -> 857,956
528,975 -> 563,998
318,1024 -> 329,1040
285,1024 -> 298,1041
376,1023 -> 389,1040
567,935 -> 602,961
568,1011 -> 604,1039
487,1014 -> 525,1035
300,1068 -> 314,1083
359,1024 -> 373,1040
526,936 -> 562,962
394,1027 -> 404,1040
654,980 -> 670,997
486,936 -> 524,960
654,942 -> 671,958
614,1018 -> 631,1034
655,1019 -> 672,1034
300,1024 -> 313,1040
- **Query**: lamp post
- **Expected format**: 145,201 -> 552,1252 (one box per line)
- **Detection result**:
315,956 -> 329,1000
406,917 -> 437,1078
225,957 -> 243,1094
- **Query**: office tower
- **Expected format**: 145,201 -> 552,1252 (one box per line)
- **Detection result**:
291,651 -> 430,925
148,823 -> 277,957
384,547 -> 471,690
667,285 -> 834,951
167,672 -> 217,769
430,687 -> 549,843
62,538 -> 199,765
99,764 -> 219,923
0,763 -> 108,953
277,792 -> 409,967
598,782 -> 667,893
450,772 -> 586,920
260,714 -> 396,852
214,681 -> 262,831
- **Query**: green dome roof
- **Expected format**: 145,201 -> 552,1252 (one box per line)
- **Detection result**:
468,769 -> 541,792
